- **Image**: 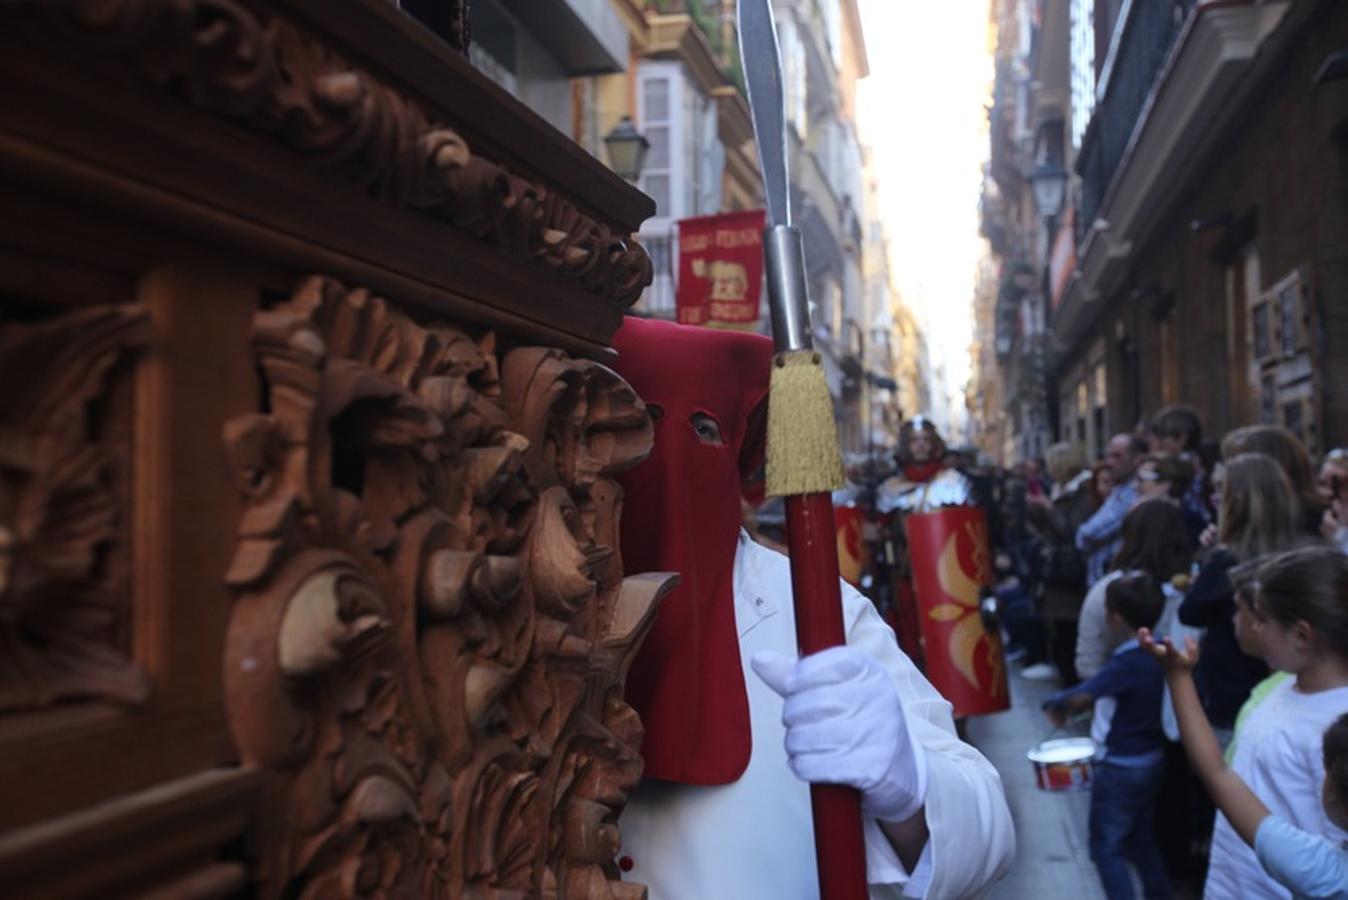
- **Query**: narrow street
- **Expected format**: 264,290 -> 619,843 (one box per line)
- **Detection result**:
967,670 -> 1104,900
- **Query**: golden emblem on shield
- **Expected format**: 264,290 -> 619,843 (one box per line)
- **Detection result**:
928,521 -> 1004,696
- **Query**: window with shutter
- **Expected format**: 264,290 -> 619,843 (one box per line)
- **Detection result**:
636,62 -> 680,315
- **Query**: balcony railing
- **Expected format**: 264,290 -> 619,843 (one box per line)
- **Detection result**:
1076,0 -> 1197,234
646,0 -> 745,92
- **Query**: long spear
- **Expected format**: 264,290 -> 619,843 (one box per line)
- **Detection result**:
738,2 -> 869,897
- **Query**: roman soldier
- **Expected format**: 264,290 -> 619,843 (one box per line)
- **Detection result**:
878,417 -> 1009,718
877,416 -> 973,514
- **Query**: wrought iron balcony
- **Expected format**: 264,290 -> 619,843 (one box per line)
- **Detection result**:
1076,0 -> 1197,235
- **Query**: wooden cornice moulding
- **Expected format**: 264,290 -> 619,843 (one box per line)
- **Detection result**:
26,0 -> 651,306
2,0 -> 656,346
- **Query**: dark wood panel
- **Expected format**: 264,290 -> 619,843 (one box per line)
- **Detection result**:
0,766 -> 261,898
0,705 -> 238,831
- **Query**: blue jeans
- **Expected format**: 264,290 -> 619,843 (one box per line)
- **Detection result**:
1089,759 -> 1171,900
996,583 -> 1046,662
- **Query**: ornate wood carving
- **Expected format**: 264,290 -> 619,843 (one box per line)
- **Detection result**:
0,304 -> 151,711
223,275 -> 670,899
21,0 -> 652,309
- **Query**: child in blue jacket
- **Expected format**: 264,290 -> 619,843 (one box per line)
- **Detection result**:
1045,572 -> 1169,900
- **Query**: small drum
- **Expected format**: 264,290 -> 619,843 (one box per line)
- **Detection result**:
1027,737 -> 1095,792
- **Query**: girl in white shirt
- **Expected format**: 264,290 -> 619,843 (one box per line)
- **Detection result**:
1155,545 -> 1348,900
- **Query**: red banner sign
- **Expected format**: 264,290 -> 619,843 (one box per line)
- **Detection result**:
676,209 -> 766,327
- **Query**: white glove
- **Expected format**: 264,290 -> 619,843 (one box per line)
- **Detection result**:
752,646 -> 928,823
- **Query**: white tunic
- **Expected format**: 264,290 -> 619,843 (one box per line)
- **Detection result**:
618,533 -> 1015,899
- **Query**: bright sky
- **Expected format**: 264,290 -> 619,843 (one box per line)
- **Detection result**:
856,0 -> 992,435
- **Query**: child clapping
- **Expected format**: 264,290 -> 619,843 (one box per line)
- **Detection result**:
1142,545 -> 1348,900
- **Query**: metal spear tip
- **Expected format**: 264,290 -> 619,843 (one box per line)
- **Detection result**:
737,0 -> 791,229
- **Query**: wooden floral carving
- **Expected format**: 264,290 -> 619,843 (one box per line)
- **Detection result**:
222,275 -> 670,899
0,305 -> 151,711
15,0 -> 652,308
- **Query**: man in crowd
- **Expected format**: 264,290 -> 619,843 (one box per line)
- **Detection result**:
1148,403 -> 1212,529
1076,433 -> 1149,585
611,317 -> 1015,899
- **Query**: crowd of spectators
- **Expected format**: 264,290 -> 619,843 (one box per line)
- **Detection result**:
978,406 -> 1348,899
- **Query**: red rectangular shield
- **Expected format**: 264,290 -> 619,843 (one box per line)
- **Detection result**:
904,506 -> 1010,717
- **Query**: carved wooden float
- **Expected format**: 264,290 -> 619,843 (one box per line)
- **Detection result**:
0,2 -> 667,897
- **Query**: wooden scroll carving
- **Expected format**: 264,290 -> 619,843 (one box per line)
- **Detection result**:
222,275 -> 671,899
0,305 -> 151,711
20,0 -> 652,309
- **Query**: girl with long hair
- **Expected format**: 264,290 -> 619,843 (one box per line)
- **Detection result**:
1179,453 -> 1302,735
1222,425 -> 1323,535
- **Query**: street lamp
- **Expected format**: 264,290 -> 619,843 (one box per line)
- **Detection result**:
603,116 -> 650,182
1027,161 -> 1069,222
1025,160 -> 1067,457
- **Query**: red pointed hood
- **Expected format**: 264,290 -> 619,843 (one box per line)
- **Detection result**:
611,317 -> 772,784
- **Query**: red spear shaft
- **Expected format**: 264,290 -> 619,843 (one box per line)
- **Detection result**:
759,226 -> 870,900
785,493 -> 871,900
738,0 -> 871,892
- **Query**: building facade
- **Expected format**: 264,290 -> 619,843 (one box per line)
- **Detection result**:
1054,0 -> 1348,457
469,0 -> 917,458
976,0 -> 1348,463
772,0 -> 886,455
978,0 -> 1063,464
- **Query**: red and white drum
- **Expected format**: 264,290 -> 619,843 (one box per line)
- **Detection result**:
1027,738 -> 1096,792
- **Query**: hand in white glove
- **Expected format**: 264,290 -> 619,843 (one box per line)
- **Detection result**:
752,646 -> 928,823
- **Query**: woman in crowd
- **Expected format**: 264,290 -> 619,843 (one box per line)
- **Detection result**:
1178,452 -> 1299,742
1028,442 -> 1098,687
1320,448 -> 1348,553
1076,499 -> 1195,680
1196,442 -> 1222,517
1321,448 -> 1348,502
1222,424 -> 1324,536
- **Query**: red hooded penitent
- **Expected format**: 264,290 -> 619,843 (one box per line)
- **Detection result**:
610,316 -> 773,785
